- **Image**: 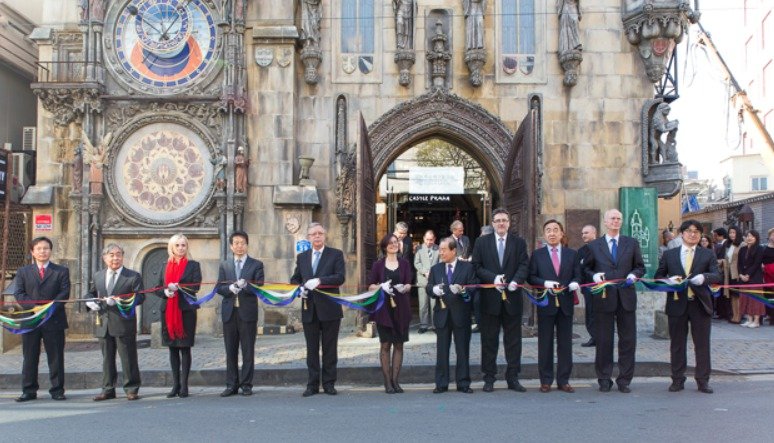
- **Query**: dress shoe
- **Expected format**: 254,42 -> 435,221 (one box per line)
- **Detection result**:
617,384 -> 631,394
668,381 -> 685,392
581,339 -> 596,347
323,386 -> 337,395
241,387 -> 253,396
126,393 -> 140,401
539,384 -> 551,393
302,387 -> 318,397
15,393 -> 36,403
432,386 -> 448,394
93,391 -> 116,401
507,381 -> 527,392
220,388 -> 238,397
392,382 -> 404,394
599,380 -> 613,392
178,387 -> 189,398
51,393 -> 67,401
558,384 -> 575,393
457,387 -> 474,394
418,327 -> 428,334
482,382 -> 494,392
166,387 -> 180,398
384,384 -> 396,394
698,383 -> 714,394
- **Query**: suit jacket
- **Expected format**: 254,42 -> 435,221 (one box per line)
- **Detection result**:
427,260 -> 477,329
88,267 -> 144,337
737,245 -> 765,284
471,233 -> 529,316
528,246 -> 582,317
582,235 -> 645,313
453,235 -> 471,260
398,236 -> 414,266
14,262 -> 71,331
155,260 -> 202,311
414,244 -> 439,288
655,246 -> 721,316
290,247 -> 346,323
216,256 -> 265,323
368,257 -> 413,331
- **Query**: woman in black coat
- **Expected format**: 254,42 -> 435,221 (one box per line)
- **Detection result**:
156,234 -> 202,398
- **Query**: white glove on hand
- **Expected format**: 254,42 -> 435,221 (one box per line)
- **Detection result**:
544,280 -> 560,290
626,274 -> 638,282
592,273 -> 606,284
432,284 -> 444,296
690,274 -> 705,285
105,297 -> 116,306
380,280 -> 394,295
236,279 -> 247,289
86,301 -> 101,311
304,278 -> 321,290
298,287 -> 309,298
229,284 -> 240,295
666,275 -> 682,285
394,284 -> 409,294
164,289 -> 176,298
494,274 -> 506,286
568,282 -> 580,292
449,284 -> 463,294
508,281 -> 519,292
167,283 -> 179,292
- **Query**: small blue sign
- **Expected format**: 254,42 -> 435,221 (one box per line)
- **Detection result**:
296,240 -> 311,253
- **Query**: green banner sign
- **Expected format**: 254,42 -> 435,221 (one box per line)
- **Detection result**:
619,187 -> 658,278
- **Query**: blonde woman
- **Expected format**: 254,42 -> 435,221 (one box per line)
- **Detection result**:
155,234 -> 202,398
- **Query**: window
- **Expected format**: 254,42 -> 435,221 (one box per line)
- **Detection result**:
341,0 -> 374,54
496,0 -> 546,84
333,0 -> 381,83
752,176 -> 768,191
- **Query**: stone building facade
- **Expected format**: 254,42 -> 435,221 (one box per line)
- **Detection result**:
24,1 -> 697,335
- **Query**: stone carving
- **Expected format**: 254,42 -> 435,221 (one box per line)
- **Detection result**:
103,214 -> 124,229
622,1 -> 699,83
32,87 -> 102,127
641,98 -> 682,197
90,0 -> 106,22
105,102 -> 221,133
276,48 -> 292,67
234,146 -> 249,193
393,0 -> 416,86
558,0 -> 583,87
255,47 -> 274,67
285,214 -> 301,234
78,0 -> 89,23
194,212 -> 219,228
300,48 -> 322,85
463,0 -> 486,86
649,102 -> 679,165
211,153 -> 227,192
426,21 -> 451,90
224,0 -> 246,25
82,130 -> 112,196
299,0 -> 322,83
71,143 -> 84,192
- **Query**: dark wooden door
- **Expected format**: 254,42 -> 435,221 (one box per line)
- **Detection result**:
356,113 -> 377,289
140,248 -> 168,333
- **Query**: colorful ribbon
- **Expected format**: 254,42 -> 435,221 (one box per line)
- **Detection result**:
0,302 -> 57,334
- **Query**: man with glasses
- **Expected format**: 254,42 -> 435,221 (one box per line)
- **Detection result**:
471,208 -> 530,393
655,220 -> 721,394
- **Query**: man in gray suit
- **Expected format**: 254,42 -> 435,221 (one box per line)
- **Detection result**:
414,230 -> 439,333
86,243 -> 144,401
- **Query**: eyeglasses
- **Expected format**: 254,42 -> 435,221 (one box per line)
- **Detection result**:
683,229 -> 701,235
493,219 -> 509,224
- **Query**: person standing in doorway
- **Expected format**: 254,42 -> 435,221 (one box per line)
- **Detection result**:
414,230 -> 439,333
578,224 -> 598,347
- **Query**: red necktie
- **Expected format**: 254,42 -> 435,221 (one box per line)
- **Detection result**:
551,248 -> 561,276
39,266 -> 45,279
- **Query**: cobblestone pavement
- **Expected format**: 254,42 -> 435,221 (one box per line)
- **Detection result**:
1,319 -> 771,378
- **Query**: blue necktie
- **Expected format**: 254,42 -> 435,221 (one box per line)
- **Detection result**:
610,239 -> 618,262
446,264 -> 453,285
312,251 -> 321,275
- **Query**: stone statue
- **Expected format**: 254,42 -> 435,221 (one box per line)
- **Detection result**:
78,0 -> 89,22
558,0 -> 582,53
72,143 -> 83,192
463,0 -> 485,50
90,0 -> 106,22
210,152 -> 227,192
301,0 -> 322,49
234,146 -> 249,193
393,0 -> 414,50
650,102 -> 679,164
82,130 -> 112,195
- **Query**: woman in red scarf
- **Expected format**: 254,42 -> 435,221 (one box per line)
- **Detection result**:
156,234 -> 201,398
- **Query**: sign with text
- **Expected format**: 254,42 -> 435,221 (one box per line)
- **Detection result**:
35,214 -> 52,231
409,167 -> 464,195
619,187 -> 658,278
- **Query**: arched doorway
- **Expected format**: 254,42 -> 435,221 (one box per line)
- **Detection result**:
140,248 -> 168,333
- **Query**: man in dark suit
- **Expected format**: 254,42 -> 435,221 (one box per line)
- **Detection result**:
471,208 -> 530,393
655,220 -> 721,394
578,224 -> 598,347
427,237 -> 477,393
216,231 -> 265,397
582,209 -> 645,393
13,236 -> 71,402
394,221 -> 414,266
291,222 -> 346,397
86,243 -> 144,401
450,220 -> 471,260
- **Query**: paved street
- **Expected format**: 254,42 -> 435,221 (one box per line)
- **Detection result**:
0,375 -> 771,442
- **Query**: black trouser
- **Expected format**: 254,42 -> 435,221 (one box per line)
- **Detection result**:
303,313 -> 341,389
100,333 -> 141,394
480,307 -> 522,384
582,289 -> 596,341
223,308 -> 258,390
669,300 -> 711,384
435,315 -> 471,389
22,328 -> 65,396
595,303 -> 636,386
537,310 -> 573,386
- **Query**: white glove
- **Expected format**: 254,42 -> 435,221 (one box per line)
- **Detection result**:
626,273 -> 638,282
167,283 -> 179,292
105,297 -> 116,306
592,272 -> 605,284
86,301 -> 101,311
304,278 -> 321,290
449,284 -> 463,294
544,280 -> 560,290
568,282 -> 580,292
236,278 -> 247,289
394,284 -> 409,293
432,284 -> 444,296
494,274 -> 506,286
229,284 -> 240,295
666,275 -> 682,285
164,289 -> 176,298
508,281 -> 519,291
380,280 -> 394,295
690,274 -> 705,285
298,287 -> 309,298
